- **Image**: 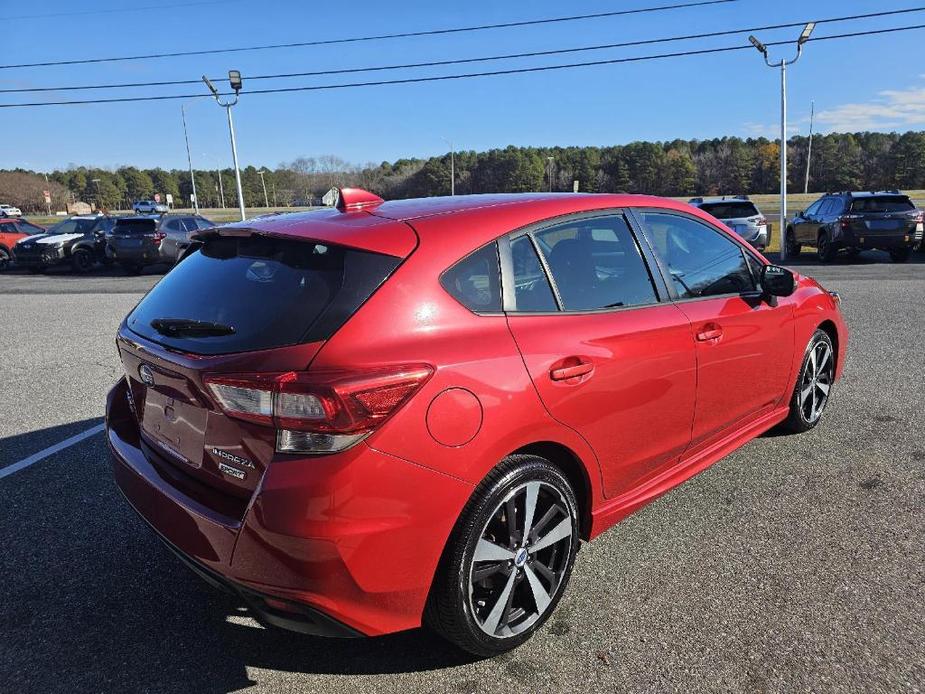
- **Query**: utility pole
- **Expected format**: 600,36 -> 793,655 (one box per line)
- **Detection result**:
257,169 -> 270,208
804,100 -> 814,195
547,156 -> 555,192
748,23 -> 815,262
203,71 -> 245,221
181,104 -> 199,213
91,178 -> 101,211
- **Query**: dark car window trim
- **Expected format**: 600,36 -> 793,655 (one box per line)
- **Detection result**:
629,207 -> 760,304
501,208 -> 665,315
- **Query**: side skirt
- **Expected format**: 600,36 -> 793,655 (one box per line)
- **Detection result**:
588,406 -> 790,539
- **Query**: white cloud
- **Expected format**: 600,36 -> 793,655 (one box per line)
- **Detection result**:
742,121 -> 802,138
816,85 -> 925,132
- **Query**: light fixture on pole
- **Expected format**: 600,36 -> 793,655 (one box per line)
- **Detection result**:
748,22 -> 814,261
181,104 -> 199,214
257,169 -> 270,208
203,70 -> 246,221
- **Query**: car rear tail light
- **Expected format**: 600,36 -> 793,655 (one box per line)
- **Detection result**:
756,216 -> 767,226
839,214 -> 862,230
204,365 -> 433,454
153,231 -> 166,247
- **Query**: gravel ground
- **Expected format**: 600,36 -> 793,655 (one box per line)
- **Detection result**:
0,251 -> 923,693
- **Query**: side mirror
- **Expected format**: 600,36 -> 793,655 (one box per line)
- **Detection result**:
795,210 -> 804,218
761,264 -> 795,297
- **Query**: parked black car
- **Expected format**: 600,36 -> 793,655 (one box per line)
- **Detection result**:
12,214 -> 120,273
106,213 -> 215,274
785,190 -> 923,263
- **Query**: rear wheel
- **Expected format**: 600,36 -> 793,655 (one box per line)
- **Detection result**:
889,247 -> 911,263
0,246 -> 9,271
71,248 -> 94,273
781,329 -> 835,433
817,231 -> 836,263
426,455 -> 579,656
784,227 -> 801,257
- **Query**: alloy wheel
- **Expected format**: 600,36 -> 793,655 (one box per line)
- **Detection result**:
468,480 -> 574,638
799,339 -> 834,423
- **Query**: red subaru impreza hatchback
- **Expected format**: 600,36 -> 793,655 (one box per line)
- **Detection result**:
107,189 -> 846,655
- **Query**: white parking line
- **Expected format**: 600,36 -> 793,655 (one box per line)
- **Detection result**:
0,423 -> 105,481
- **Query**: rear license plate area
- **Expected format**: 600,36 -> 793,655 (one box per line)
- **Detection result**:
141,390 -> 207,469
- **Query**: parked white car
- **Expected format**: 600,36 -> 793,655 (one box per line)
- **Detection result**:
0,204 -> 23,217
132,200 -> 168,214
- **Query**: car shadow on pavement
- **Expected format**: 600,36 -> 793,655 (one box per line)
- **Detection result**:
0,424 -> 476,694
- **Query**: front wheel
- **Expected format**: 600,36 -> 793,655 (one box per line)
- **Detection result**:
889,247 -> 911,263
0,247 -> 10,271
426,455 -> 579,656
71,248 -> 94,273
781,329 -> 836,433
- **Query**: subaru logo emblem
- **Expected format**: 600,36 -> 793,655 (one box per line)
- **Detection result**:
138,364 -> 155,386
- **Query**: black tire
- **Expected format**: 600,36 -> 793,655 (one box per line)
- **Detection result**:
425,455 -> 580,657
71,248 -> 94,273
784,227 -> 801,258
817,231 -> 836,263
780,329 -> 836,434
889,247 -> 911,263
121,263 -> 142,275
0,246 -> 9,271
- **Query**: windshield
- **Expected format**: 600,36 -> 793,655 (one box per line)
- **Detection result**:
699,202 -> 760,219
47,218 -> 98,236
850,196 -> 915,213
127,235 -> 401,355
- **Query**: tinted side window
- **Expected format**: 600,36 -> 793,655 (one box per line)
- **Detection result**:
164,219 -> 183,232
440,243 -> 502,313
510,236 -> 557,312
534,215 -> 657,310
639,212 -> 755,299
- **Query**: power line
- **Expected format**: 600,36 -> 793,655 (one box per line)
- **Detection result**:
1,25 -> 921,109
2,7 -> 922,95
0,0 -> 735,70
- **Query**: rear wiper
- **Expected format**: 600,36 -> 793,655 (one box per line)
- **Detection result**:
150,318 -> 235,337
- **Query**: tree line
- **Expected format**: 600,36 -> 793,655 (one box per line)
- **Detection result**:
2,131 -> 924,213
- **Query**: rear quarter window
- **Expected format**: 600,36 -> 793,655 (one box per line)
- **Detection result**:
127,236 -> 400,355
440,243 -> 502,313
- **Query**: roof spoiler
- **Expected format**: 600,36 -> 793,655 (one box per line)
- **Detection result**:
336,187 -> 385,213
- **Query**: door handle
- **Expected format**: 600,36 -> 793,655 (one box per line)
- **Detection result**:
696,325 -> 723,342
550,361 -> 594,381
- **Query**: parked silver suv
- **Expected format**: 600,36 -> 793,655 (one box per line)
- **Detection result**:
132,199 -> 168,214
688,196 -> 769,250
107,213 -> 214,274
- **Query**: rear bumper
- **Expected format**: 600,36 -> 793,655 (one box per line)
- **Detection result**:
837,228 -> 920,250
106,378 -> 474,637
108,243 -> 166,265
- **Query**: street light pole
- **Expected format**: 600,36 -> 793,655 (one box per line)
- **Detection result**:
203,71 -> 246,221
181,104 -> 199,214
257,169 -> 270,208
547,156 -> 555,192
748,23 -> 815,262
804,100 -> 814,195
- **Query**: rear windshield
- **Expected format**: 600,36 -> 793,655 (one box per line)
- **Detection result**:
699,202 -> 760,219
127,235 -> 399,355
850,196 -> 915,213
114,219 -> 158,235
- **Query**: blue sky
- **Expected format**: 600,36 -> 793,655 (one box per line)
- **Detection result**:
1,0 -> 923,171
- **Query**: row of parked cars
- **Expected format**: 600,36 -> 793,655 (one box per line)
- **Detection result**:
692,190 -> 924,263
0,212 -> 215,274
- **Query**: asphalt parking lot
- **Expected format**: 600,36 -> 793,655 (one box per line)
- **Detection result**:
1,252 -> 923,693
